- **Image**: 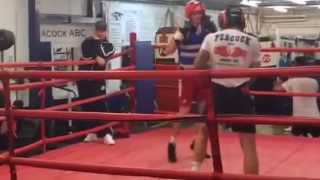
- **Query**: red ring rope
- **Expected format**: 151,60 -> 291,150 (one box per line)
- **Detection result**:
0,79 -> 70,92
2,44 -> 320,180
7,157 -> 317,180
46,87 -> 135,111
3,66 -> 320,180
0,60 -> 95,69
0,116 -> 5,122
261,47 -> 320,52
12,109 -> 202,122
153,44 -> 320,53
217,114 -> 320,126
0,66 -> 318,80
248,90 -> 320,97
0,49 -> 132,69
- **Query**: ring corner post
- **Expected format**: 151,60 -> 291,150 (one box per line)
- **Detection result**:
3,78 -> 18,180
135,41 -> 155,115
207,78 -> 223,173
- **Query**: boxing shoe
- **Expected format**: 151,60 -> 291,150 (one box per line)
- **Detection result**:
168,142 -> 177,163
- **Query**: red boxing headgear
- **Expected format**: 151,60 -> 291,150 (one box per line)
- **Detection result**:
218,10 -> 227,29
185,0 -> 206,19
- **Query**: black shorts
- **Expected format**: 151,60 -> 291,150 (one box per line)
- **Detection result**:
213,83 -> 255,133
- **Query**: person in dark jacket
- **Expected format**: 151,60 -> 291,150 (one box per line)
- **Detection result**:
76,20 -> 116,145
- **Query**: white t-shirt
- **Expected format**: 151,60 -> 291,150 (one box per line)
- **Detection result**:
201,29 -> 260,87
282,77 -> 320,117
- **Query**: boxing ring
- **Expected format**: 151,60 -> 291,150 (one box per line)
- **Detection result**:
1,36 -> 320,180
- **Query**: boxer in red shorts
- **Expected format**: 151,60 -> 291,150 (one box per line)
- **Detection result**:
162,0 -> 217,163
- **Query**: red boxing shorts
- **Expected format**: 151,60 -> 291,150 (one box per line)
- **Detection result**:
180,78 -> 210,108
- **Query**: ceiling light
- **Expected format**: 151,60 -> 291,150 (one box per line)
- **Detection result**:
272,6 -> 288,13
240,0 -> 261,7
266,6 -> 292,13
288,0 -> 307,5
308,5 -> 320,9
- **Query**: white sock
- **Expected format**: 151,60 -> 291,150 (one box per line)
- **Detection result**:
170,136 -> 176,143
191,161 -> 202,171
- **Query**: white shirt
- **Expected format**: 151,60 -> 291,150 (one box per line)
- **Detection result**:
201,29 -> 260,87
282,77 -> 320,117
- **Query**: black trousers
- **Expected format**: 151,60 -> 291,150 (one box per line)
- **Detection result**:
76,80 -> 111,136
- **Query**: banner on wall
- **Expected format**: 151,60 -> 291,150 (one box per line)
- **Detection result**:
104,2 -> 219,45
40,24 -> 93,45
104,2 -> 170,93
104,2 -> 183,45
40,24 -> 93,100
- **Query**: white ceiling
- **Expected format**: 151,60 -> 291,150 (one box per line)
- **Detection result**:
111,0 -> 320,10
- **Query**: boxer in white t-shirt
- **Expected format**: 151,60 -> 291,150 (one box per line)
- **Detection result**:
274,56 -> 320,136
191,7 -> 260,173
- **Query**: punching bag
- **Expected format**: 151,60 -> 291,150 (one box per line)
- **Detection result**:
0,29 -> 15,51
